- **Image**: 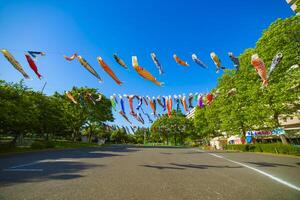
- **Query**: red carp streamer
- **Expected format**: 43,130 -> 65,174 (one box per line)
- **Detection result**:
207,93 -> 213,105
25,54 -> 42,79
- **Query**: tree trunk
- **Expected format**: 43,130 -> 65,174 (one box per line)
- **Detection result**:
9,132 -> 19,147
274,113 -> 288,144
166,132 -> 169,145
174,132 -> 177,146
279,134 -> 288,144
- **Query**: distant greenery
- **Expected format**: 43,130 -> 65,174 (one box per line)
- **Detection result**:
225,143 -> 300,156
194,16 -> 300,144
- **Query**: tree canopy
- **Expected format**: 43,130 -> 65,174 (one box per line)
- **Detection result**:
194,16 -> 300,143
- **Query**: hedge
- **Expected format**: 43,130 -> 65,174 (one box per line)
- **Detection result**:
225,143 -> 300,156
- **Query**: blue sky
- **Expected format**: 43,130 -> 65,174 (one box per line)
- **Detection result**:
0,0 -> 294,128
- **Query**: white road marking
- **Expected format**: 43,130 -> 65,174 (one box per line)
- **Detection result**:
3,159 -> 76,172
3,169 -> 43,172
206,152 -> 300,192
9,161 -> 40,169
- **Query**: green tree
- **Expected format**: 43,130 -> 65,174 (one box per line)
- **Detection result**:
54,86 -> 113,142
111,128 -> 127,143
193,16 -> 300,144
151,111 -> 194,145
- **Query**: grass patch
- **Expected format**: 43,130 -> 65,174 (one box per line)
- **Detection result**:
52,140 -> 99,148
0,140 -> 100,155
225,143 -> 300,156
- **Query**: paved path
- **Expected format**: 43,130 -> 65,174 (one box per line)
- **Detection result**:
0,145 -> 299,200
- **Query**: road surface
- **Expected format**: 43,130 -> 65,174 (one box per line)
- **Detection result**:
0,145 -> 299,200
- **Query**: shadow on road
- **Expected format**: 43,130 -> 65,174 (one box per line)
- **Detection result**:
170,163 -> 242,169
246,162 -> 296,168
0,145 -> 139,187
141,163 -> 242,170
159,152 -> 174,155
136,146 -> 187,149
0,162 -> 104,187
140,164 -> 185,170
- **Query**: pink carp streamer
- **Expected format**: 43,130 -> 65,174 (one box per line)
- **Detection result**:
64,53 -> 78,61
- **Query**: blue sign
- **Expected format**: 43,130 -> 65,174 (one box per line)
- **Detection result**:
272,128 -> 285,135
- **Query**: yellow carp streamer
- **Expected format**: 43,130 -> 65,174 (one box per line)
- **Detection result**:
210,52 -> 225,73
1,49 -> 30,79
97,57 -> 123,85
131,56 -> 164,86
77,56 -> 103,82
173,54 -> 189,66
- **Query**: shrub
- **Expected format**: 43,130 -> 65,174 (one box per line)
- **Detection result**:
31,140 -> 54,149
225,143 -> 300,156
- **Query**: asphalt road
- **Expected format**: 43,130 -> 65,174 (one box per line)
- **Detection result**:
0,145 -> 299,200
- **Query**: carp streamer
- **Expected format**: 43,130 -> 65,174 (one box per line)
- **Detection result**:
97,56 -> 123,85
132,56 -> 164,86
173,54 -> 189,66
1,49 -> 30,79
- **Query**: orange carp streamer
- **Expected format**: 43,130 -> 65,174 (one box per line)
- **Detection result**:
97,57 -> 123,85
182,95 -> 188,112
173,54 -> 189,66
64,53 -> 78,61
166,95 -> 173,117
251,54 -> 268,86
65,91 -> 78,104
147,96 -> 156,116
132,56 -> 164,86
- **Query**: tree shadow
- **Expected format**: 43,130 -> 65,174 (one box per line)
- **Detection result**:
140,164 -> 185,170
140,163 -> 242,171
160,152 -> 173,155
49,174 -> 84,180
0,161 -> 105,187
0,145 -> 139,187
246,162 -> 296,168
136,146 -> 187,149
170,163 -> 242,169
94,145 -> 140,153
182,151 -> 205,154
